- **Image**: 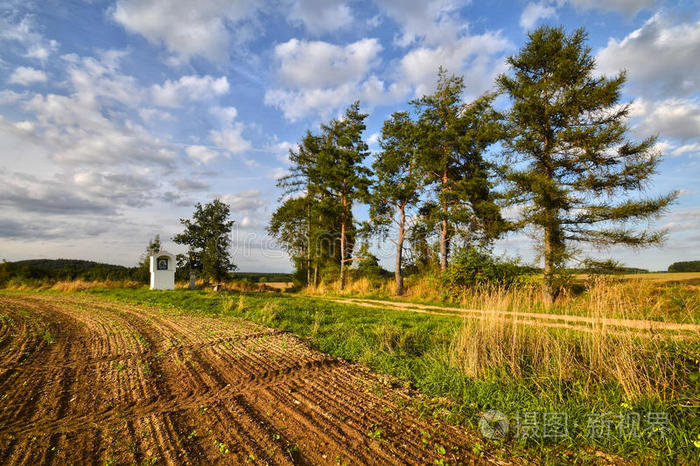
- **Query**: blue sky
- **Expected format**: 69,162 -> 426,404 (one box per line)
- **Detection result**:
0,0 -> 698,271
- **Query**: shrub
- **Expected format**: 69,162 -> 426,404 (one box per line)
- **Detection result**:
439,248 -> 529,293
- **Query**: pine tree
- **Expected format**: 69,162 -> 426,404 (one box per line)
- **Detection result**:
497,26 -> 677,304
173,200 -> 236,284
316,102 -> 371,290
369,111 -> 425,295
413,68 -> 505,271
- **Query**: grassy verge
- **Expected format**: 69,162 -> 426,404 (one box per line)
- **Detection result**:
27,288 -> 700,463
306,275 -> 700,324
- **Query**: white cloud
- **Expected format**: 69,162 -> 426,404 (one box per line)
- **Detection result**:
520,2 -> 557,30
8,66 -> 47,85
397,30 -> 512,98
208,106 -> 251,154
64,51 -> 143,106
670,143 -> 700,157
185,145 -> 219,164
629,98 -> 700,141
265,38 -> 384,121
569,0 -> 656,15
219,189 -> 267,212
274,38 -> 381,89
286,0 -> 353,34
373,0 -> 470,47
25,40 -> 59,62
596,15 -> 700,97
112,0 -> 260,62
152,75 -> 229,107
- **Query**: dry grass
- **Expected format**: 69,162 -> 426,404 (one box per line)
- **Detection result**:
309,275 -> 700,323
3,279 -> 142,291
444,305 -> 693,400
175,279 -> 293,293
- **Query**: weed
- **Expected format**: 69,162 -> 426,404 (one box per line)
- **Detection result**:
112,361 -> 126,372
213,440 -> 229,455
42,329 -> 55,344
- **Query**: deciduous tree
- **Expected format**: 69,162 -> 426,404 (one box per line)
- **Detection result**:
173,200 -> 236,284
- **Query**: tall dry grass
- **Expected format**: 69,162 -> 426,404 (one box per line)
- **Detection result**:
308,275 -> 700,323
310,275 -> 698,400
3,279 -> 142,291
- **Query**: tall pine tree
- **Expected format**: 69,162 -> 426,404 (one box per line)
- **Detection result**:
316,102 -> 371,290
369,111 -> 425,295
413,68 -> 505,270
497,26 -> 677,304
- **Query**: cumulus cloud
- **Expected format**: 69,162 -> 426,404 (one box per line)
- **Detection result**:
596,14 -> 700,97
112,0 -> 260,62
265,38 -> 384,120
8,66 -> 47,85
286,0 -> 353,34
209,107 -> 251,155
185,145 -> 220,164
374,0 -> 471,47
152,75 -> 229,107
275,38 -> 381,89
520,2 -> 557,30
628,98 -> 700,141
219,189 -> 267,213
397,29 -> 512,98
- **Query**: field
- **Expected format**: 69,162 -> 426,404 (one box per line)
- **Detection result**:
0,292 -> 484,465
1,285 -> 698,464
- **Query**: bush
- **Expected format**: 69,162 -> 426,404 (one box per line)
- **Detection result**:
439,248 -> 529,293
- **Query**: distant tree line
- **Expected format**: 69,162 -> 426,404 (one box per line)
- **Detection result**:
668,261 -> 700,273
267,26 -> 676,303
0,259 -> 138,285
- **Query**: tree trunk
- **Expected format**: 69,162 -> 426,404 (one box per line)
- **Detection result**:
395,206 -> 406,296
339,213 -> 346,291
440,169 -> 449,271
313,262 -> 319,287
543,212 -> 562,307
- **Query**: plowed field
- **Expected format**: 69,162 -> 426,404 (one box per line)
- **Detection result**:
0,293 -> 488,465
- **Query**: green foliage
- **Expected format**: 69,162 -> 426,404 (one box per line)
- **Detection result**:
270,102 -> 370,288
412,68 -> 506,269
352,242 -> 390,288
0,259 -> 137,285
439,248 -> 532,292
368,111 -> 425,295
669,261 -> 700,273
173,200 -> 236,283
497,26 -> 677,302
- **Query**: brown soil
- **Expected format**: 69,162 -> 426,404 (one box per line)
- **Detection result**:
328,297 -> 700,339
0,293 -> 494,465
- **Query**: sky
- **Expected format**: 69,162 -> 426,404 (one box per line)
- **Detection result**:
0,0 -> 698,272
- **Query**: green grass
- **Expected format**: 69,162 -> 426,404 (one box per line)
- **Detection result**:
30,288 -> 700,463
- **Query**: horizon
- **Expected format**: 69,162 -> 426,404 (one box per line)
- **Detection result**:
1,1 -> 698,272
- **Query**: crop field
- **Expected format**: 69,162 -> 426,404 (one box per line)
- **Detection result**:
0,292 -> 484,465
1,287 -> 698,464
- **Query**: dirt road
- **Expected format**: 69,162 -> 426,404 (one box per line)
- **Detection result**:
329,297 -> 700,338
0,293 -> 488,465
